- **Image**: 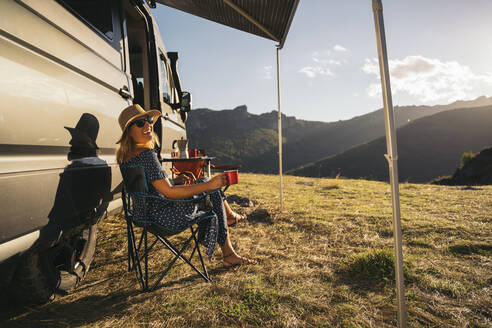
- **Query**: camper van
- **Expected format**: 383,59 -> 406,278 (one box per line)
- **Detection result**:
0,0 -> 190,303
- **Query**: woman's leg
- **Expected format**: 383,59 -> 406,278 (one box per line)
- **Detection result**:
224,200 -> 246,226
206,189 -> 255,266
194,178 -> 255,265
220,234 -> 256,266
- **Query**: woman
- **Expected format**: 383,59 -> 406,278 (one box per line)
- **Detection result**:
116,104 -> 255,267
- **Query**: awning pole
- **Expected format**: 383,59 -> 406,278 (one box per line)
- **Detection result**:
276,46 -> 283,211
372,1 -> 406,327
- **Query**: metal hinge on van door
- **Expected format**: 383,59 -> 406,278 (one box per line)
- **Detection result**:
119,86 -> 133,100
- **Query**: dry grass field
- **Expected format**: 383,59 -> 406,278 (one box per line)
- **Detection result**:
2,173 -> 491,327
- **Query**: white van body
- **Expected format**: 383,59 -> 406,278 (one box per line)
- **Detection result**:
0,0 -> 188,303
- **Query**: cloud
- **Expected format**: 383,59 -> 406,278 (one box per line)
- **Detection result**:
298,49 -> 347,78
298,66 -> 333,78
362,55 -> 492,102
261,65 -> 273,80
334,44 -> 347,52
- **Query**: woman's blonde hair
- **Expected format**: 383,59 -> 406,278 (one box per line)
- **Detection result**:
116,128 -> 160,164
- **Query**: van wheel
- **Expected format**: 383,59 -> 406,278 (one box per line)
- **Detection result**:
11,223 -> 97,304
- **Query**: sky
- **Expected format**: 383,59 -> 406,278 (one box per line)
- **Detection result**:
152,0 -> 492,123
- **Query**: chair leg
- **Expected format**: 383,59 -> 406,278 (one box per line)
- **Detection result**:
127,223 -> 211,292
149,229 -> 210,291
128,223 -> 146,291
131,226 -> 153,291
166,230 -> 210,282
126,223 -> 132,272
188,227 -> 197,262
188,227 -> 210,282
150,235 -> 194,291
191,230 -> 210,282
141,238 -> 159,259
144,227 -> 149,291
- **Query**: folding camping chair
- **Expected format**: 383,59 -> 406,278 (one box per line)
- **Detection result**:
120,166 -> 214,292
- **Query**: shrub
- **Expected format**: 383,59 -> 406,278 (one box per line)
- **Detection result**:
342,249 -> 396,282
460,151 -> 475,169
339,248 -> 413,283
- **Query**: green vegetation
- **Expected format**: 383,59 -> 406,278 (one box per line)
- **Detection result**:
460,151 -> 475,169
339,248 -> 399,282
3,174 -> 491,327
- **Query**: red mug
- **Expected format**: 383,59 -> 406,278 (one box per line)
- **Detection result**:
197,149 -> 205,157
188,149 -> 198,158
224,170 -> 238,185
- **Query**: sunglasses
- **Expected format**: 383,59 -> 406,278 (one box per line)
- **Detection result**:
131,116 -> 154,128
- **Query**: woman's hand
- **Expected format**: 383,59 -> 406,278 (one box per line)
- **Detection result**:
173,173 -> 193,185
209,173 -> 227,190
153,173 -> 227,199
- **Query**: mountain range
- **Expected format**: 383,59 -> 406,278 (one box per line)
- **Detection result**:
291,105 -> 492,182
186,96 -> 492,182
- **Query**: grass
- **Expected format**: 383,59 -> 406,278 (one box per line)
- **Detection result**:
2,174 -> 491,327
338,248 -> 403,283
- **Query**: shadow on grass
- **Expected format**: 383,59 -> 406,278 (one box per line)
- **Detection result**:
334,271 -> 389,295
149,265 -> 230,292
247,208 -> 274,225
90,254 -> 128,269
1,267 -> 230,327
448,242 -> 492,255
1,264 -> 229,327
1,288 -> 141,328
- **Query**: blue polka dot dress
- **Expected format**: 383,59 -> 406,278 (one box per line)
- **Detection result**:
121,149 -> 228,259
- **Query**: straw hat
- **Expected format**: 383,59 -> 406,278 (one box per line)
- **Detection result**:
116,104 -> 161,143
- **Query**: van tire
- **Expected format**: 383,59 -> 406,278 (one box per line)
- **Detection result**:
10,223 -> 97,304
11,251 -> 58,304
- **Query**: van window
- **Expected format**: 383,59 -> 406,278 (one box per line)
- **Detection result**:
59,0 -> 114,40
159,51 -> 171,104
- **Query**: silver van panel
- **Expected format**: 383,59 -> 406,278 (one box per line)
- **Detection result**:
0,36 -> 125,151
9,0 -> 125,84
1,169 -> 56,243
0,230 -> 39,262
0,1 -> 127,247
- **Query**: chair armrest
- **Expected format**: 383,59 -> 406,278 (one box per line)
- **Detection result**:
135,190 -> 218,204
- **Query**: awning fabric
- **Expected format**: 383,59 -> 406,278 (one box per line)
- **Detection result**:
153,0 -> 299,48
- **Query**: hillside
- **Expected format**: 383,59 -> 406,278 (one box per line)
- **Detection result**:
434,146 -> 492,185
4,174 -> 491,327
291,105 -> 492,183
186,96 -> 492,173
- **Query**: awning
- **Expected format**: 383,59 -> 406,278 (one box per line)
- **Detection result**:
150,0 -> 299,48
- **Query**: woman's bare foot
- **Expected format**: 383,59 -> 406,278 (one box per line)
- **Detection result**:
222,252 -> 257,267
226,212 -> 247,227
